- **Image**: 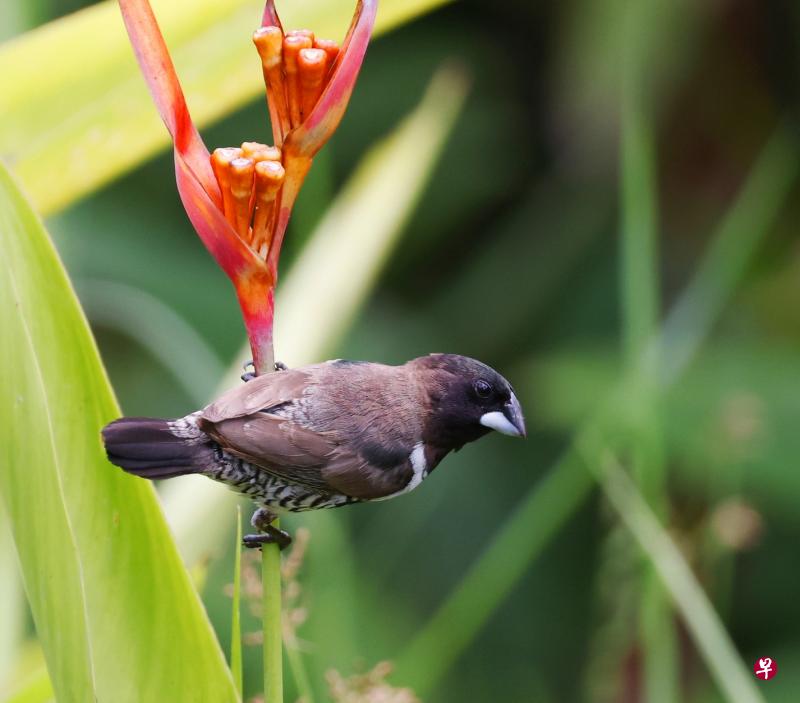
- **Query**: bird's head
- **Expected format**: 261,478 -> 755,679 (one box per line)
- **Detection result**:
411,354 -> 526,449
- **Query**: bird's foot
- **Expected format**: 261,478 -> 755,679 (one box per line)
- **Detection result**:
243,507 -> 292,550
241,359 -> 256,383
241,359 -> 289,382
242,527 -> 292,550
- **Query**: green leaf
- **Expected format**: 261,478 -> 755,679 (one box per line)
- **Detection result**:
0,0 -> 452,216
0,506 -> 24,692
0,161 -> 237,702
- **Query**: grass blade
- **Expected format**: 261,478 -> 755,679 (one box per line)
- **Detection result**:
620,17 -> 659,369
619,3 -> 675,698
0,0 -> 453,215
0,161 -> 237,702
285,629 -> 316,703
231,506 -> 243,697
262,523 -> 283,703
594,454 -> 764,703
657,126 -> 799,385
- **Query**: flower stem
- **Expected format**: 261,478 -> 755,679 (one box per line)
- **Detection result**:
262,521 -> 283,702
236,273 -> 276,375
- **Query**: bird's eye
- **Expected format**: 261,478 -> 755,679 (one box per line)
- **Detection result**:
474,379 -> 492,398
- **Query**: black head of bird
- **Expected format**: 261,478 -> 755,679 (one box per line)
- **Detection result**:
408,353 -> 526,449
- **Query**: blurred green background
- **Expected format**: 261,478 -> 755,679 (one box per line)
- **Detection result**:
3,0 -> 800,701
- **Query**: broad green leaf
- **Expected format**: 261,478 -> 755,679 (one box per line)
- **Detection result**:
0,505 -> 24,692
0,0 -> 452,216
0,162 -> 237,702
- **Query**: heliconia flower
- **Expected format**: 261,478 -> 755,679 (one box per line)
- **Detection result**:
118,0 -> 378,374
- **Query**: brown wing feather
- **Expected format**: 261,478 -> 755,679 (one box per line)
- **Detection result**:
201,368 -> 314,422
200,411 -> 413,500
321,447 -> 412,499
200,364 -> 417,500
200,413 -> 334,493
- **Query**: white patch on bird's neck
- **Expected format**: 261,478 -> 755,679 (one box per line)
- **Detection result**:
480,410 -> 521,437
407,443 -> 428,491
373,442 -> 429,501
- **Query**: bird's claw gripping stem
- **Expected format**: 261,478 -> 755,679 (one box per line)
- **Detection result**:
242,528 -> 292,550
243,507 -> 292,550
241,359 -> 289,382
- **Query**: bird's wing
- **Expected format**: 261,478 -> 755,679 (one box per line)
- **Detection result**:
202,368 -> 314,422
199,413 -> 413,500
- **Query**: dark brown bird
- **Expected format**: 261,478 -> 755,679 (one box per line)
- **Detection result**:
102,354 -> 525,547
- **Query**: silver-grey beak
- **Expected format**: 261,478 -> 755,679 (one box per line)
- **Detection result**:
479,392 -> 527,437
504,392 -> 527,438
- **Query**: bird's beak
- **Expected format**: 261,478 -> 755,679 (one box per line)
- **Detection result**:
505,392 -> 527,437
480,392 -> 527,438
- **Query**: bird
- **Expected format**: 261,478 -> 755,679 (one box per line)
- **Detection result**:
102,353 -> 526,548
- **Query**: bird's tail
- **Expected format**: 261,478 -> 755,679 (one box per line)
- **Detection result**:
102,415 -> 214,480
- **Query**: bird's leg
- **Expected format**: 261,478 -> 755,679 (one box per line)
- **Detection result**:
242,507 -> 292,550
242,359 -> 288,382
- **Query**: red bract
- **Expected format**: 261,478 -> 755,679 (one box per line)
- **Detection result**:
118,0 -> 378,374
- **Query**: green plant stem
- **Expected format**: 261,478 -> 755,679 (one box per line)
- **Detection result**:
263,520 -> 283,703
231,506 -> 243,698
619,3 -> 676,698
620,25 -> 658,371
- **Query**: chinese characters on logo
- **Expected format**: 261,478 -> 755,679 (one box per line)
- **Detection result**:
753,657 -> 777,681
